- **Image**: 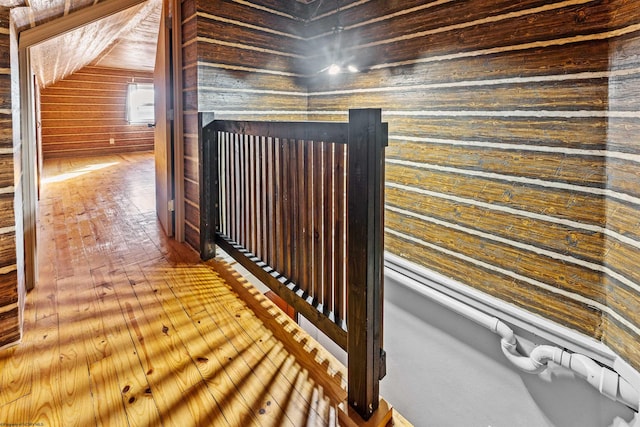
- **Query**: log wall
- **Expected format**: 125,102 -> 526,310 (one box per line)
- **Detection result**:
181,0 -> 308,248
0,7 -> 22,348
39,66 -> 154,158
183,0 -> 640,372
604,29 -> 640,366
303,0 -> 640,370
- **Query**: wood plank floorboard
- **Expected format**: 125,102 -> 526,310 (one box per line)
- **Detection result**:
0,153 -> 347,427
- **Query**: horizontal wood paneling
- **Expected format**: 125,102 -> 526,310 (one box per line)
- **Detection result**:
310,79 -> 610,111
601,313 -> 640,373
0,154 -> 14,188
311,40 -> 613,89
385,186 -> 605,265
196,41 -> 295,73
182,0 -> 640,373
0,194 -> 14,230
197,16 -> 305,55
602,31 -> 640,361
608,118 -> 640,153
40,66 -> 154,158
0,233 -> 16,269
385,232 -> 603,339
308,0 -> 637,66
387,141 -> 606,188
385,209 -> 605,303
0,9 -> 18,349
386,116 -> 608,151
181,0 -> 309,249
0,306 -> 20,347
385,163 -> 606,227
0,116 -> 13,149
0,75 -> 11,112
305,0 -> 640,370
0,269 -> 18,308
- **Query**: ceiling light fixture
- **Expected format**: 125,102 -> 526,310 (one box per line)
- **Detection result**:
324,0 -> 358,76
328,63 -> 342,75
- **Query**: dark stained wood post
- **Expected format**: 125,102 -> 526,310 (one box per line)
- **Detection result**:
199,112 -> 217,260
347,108 -> 386,421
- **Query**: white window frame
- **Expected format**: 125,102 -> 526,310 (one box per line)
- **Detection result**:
126,83 -> 154,125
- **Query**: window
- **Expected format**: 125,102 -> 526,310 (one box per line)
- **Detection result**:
126,83 -> 154,124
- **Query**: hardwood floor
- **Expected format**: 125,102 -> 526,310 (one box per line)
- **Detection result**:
0,152 -> 351,426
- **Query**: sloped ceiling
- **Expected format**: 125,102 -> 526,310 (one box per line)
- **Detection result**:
4,0 -> 161,88
30,0 -> 161,87
91,0 -> 161,72
1,0 -> 322,88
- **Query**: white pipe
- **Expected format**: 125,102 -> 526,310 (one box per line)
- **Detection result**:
386,268 -> 640,411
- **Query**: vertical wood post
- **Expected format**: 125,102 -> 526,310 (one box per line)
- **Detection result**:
347,108 -> 385,421
199,112 -> 217,260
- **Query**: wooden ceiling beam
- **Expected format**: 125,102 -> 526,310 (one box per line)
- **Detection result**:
19,0 -> 147,48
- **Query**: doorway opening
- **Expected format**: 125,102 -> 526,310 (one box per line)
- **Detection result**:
18,0 -> 182,291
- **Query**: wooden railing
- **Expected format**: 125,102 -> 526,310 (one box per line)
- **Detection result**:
199,109 -> 387,421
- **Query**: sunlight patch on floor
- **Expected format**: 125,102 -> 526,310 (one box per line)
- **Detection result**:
41,161 -> 119,184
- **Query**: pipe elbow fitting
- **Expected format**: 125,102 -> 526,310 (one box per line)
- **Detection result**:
530,345 -> 563,367
500,341 -> 546,373
493,319 -> 515,346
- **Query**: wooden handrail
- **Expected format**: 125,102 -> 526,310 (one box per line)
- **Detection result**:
199,109 -> 387,421
213,119 -> 349,143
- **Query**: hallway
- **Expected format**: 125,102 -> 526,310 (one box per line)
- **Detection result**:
0,152 -> 348,426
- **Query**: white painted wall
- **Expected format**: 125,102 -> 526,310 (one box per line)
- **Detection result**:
380,275 -> 636,427
301,269 -> 639,427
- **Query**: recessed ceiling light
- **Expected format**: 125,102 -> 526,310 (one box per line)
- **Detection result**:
328,64 -> 342,75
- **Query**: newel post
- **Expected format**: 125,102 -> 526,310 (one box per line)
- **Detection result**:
198,112 -> 217,260
347,108 -> 386,421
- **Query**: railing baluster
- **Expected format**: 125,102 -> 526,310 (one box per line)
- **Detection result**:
247,135 -> 254,254
334,142 -> 346,324
295,140 -> 308,296
251,136 -> 262,258
276,139 -> 286,272
234,134 -> 241,244
259,136 -> 266,261
323,141 -> 333,315
268,137 -> 276,269
243,134 -> 250,249
220,130 -> 227,233
228,133 -> 232,237
313,141 -> 323,309
300,141 -> 315,295
250,135 -> 257,256
288,139 -> 300,283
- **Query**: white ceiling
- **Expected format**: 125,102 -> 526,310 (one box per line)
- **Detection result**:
2,0 -> 322,88
6,0 -> 161,87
